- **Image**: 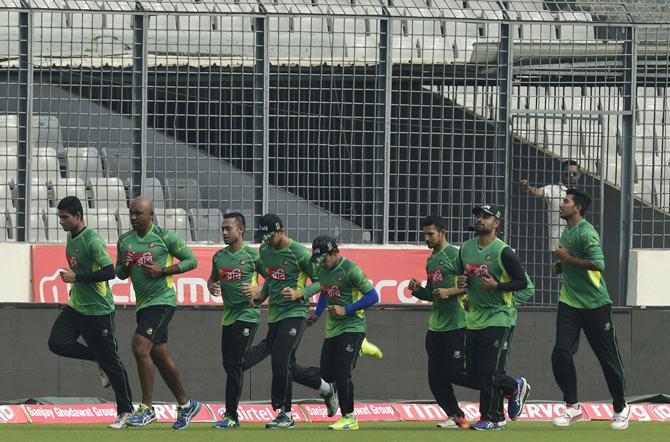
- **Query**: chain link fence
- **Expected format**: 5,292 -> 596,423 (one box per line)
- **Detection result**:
1,0 -> 670,305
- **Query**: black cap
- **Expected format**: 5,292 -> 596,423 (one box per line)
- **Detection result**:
472,204 -> 502,219
311,235 -> 338,262
257,213 -> 283,242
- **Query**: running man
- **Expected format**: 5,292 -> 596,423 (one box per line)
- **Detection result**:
47,196 -> 134,429
456,205 -> 532,430
116,196 -> 201,430
245,213 -> 336,429
306,235 -> 380,430
551,189 -> 629,430
207,212 -> 265,429
408,215 -> 469,429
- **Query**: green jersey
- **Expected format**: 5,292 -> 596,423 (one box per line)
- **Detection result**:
559,219 -> 611,309
259,239 -> 321,323
210,244 -> 265,326
459,237 -> 516,329
316,257 -> 373,338
413,244 -> 467,332
116,224 -> 198,310
66,226 -> 115,315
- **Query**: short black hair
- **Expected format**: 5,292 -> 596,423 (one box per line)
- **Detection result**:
561,160 -> 581,171
566,188 -> 590,216
224,212 -> 246,231
421,214 -> 447,232
57,196 -> 84,220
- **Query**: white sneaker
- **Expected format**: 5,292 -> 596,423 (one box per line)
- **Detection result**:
610,405 -> 630,430
108,412 -> 132,429
552,404 -> 584,427
98,364 -> 111,389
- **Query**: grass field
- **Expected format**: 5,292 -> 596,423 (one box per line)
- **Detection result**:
0,422 -> 668,442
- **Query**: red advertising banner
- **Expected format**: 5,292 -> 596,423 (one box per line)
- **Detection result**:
301,403 -> 399,422
31,245 -> 429,305
0,405 -> 29,424
649,404 -> 670,422
150,404 -> 213,423
393,403 -> 482,421
581,403 -> 657,422
22,404 -> 118,424
207,404 -> 305,423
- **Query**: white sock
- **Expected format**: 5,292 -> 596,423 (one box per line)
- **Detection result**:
180,399 -> 191,408
318,380 -> 331,395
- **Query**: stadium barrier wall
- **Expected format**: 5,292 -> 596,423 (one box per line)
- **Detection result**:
1,305 -> 669,407
627,249 -> 670,306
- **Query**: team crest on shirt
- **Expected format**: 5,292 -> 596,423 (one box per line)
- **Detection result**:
219,268 -> 242,282
336,276 -> 342,284
428,269 -> 443,284
323,284 -> 341,298
67,255 -> 79,269
240,260 -> 245,265
439,260 -> 444,266
149,242 -> 155,248
267,266 -> 286,281
485,255 -> 491,262
283,259 -> 289,266
74,248 -> 79,254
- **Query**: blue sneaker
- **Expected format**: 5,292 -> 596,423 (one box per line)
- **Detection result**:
321,383 -> 338,417
470,420 -> 506,431
214,413 -> 240,429
507,377 -> 530,420
127,404 -> 156,427
265,411 -> 295,429
172,399 -> 202,430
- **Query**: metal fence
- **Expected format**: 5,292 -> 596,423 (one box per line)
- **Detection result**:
1,0 -> 670,305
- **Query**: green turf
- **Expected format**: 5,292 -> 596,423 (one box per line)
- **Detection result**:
0,422 -> 668,442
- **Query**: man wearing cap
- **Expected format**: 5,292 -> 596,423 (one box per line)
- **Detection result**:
306,236 -> 380,431
244,214 -> 336,429
408,214 -> 470,429
456,204 -> 533,430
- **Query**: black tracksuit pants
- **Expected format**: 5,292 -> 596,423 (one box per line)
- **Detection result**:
244,316 -> 321,412
320,332 -> 364,416
221,321 -> 258,419
48,306 -> 133,414
425,328 -> 467,418
551,302 -> 627,412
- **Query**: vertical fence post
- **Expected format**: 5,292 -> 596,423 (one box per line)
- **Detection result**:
618,26 -> 636,305
17,6 -> 32,241
254,13 -> 269,222
375,14 -> 392,244
131,11 -> 147,199
498,22 -> 512,242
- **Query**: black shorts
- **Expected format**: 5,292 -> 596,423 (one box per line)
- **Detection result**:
135,305 -> 176,344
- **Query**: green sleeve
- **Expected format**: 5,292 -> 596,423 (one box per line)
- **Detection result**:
210,252 -> 219,281
115,238 -> 129,280
253,253 -> 266,278
166,232 -> 198,273
91,238 -> 113,268
347,263 -> 374,294
582,230 -> 605,271
299,254 -> 321,299
512,273 -> 535,307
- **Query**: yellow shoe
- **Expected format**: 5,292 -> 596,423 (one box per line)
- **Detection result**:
360,338 -> 383,360
328,414 -> 359,430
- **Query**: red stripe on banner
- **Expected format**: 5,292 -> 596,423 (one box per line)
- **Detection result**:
31,245 -> 429,305
649,404 -> 670,422
207,403 -> 305,423
301,403 -> 399,422
0,405 -> 29,424
151,403 -> 213,423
